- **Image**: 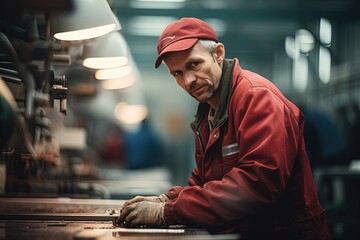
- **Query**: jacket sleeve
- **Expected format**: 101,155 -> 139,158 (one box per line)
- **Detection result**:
166,167 -> 203,199
164,86 -> 301,230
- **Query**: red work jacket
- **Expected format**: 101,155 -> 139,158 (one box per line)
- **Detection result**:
163,59 -> 331,239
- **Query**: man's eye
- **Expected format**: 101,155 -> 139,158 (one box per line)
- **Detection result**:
190,62 -> 200,69
173,71 -> 181,77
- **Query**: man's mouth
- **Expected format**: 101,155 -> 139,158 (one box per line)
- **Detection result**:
190,85 -> 205,94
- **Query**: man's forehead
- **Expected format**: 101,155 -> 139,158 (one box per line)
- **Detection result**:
164,44 -> 207,65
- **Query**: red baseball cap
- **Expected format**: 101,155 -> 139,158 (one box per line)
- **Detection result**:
155,17 -> 219,68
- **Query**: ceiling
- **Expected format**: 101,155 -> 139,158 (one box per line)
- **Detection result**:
110,0 -> 360,72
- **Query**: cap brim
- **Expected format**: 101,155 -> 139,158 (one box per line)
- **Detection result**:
155,38 -> 198,68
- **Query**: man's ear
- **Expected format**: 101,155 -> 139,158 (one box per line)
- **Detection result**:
214,43 -> 225,63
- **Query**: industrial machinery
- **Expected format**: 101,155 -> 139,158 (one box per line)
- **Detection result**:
0,2 -> 215,239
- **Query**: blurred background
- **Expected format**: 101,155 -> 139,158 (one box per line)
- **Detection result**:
1,0 -> 360,239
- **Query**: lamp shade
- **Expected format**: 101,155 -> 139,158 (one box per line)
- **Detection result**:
50,0 -> 120,41
82,31 -> 129,69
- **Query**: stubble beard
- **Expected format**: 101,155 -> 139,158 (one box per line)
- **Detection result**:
192,86 -> 214,103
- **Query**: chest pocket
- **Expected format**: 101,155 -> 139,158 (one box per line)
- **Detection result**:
222,143 -> 239,174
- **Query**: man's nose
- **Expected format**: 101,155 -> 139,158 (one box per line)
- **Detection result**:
183,72 -> 196,89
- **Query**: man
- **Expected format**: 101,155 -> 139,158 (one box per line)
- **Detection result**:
117,17 -> 331,239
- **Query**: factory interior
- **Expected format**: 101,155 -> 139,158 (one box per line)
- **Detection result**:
0,0 -> 360,239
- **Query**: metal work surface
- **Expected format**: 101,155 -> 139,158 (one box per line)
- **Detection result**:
0,220 -> 216,240
0,198 -> 240,240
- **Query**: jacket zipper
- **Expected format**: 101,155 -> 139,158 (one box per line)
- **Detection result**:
196,130 -> 205,153
195,130 -> 206,183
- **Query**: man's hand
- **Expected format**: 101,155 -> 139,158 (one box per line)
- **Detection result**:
117,201 -> 166,227
120,194 -> 169,210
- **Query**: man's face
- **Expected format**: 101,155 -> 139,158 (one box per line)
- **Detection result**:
163,43 -> 223,103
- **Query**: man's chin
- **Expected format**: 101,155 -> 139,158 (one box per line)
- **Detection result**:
190,87 -> 214,102
192,94 -> 213,103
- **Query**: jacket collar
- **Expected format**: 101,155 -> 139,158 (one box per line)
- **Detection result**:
191,58 -> 235,130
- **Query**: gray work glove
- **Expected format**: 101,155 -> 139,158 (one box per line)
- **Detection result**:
117,201 -> 167,227
121,194 -> 169,210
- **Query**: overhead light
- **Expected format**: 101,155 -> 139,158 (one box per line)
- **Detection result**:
101,75 -> 136,90
82,31 -> 129,69
129,0 -> 186,9
319,46 -> 331,84
319,18 -> 332,47
204,18 -> 226,37
127,16 -> 225,37
285,29 -> 315,60
293,55 -> 308,92
114,102 -> 148,125
295,29 -> 315,54
95,65 -> 133,80
285,36 -> 298,60
127,16 -> 177,36
200,0 -> 238,9
50,0 -> 120,41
